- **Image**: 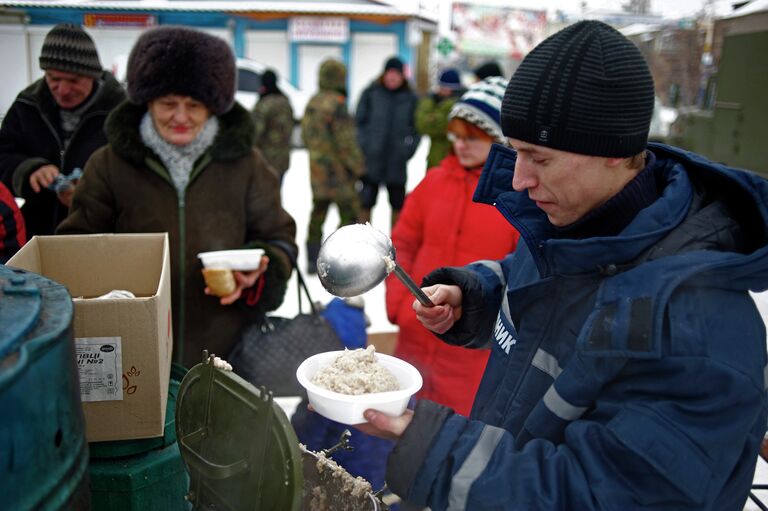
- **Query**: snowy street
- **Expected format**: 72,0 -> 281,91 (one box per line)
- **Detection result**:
272,139 -> 430,334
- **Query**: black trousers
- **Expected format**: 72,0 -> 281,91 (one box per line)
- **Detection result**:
359,178 -> 405,210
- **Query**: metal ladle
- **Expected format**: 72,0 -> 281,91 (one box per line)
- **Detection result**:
316,224 -> 435,307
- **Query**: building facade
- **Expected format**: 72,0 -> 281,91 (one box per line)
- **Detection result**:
0,0 -> 437,118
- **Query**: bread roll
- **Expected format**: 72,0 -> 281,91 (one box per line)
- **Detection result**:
202,268 -> 236,297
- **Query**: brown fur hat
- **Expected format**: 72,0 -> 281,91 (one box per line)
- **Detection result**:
126,26 -> 235,115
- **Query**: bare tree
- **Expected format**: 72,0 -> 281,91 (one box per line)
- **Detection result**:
622,0 -> 652,14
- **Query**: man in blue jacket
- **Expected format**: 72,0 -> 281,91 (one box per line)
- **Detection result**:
358,20 -> 768,510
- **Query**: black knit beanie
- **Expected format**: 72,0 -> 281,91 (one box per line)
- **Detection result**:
126,26 -> 235,115
39,24 -> 102,78
384,56 -> 404,74
474,61 -> 503,80
501,20 -> 655,157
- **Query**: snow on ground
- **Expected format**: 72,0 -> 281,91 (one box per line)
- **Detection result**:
274,141 -> 768,509
273,138 -> 429,333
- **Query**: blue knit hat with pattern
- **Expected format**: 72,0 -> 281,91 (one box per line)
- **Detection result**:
449,76 -> 508,144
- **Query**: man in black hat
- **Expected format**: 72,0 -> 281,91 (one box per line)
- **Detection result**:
0,23 -> 124,236
356,20 -> 768,510
355,55 -> 420,228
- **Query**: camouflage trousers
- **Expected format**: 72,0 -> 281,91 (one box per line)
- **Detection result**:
307,186 -> 361,244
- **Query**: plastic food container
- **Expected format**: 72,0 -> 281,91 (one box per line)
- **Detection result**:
296,351 -> 422,425
197,249 -> 265,271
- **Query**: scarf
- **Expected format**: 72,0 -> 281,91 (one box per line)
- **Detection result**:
140,112 -> 219,196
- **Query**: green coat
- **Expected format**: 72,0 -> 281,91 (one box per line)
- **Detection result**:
58,101 -> 297,368
415,94 -> 460,169
301,60 -> 364,200
252,93 -> 293,175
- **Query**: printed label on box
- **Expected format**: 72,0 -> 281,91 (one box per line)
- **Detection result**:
75,337 -> 123,402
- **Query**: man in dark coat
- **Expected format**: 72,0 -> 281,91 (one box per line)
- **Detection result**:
0,23 -> 125,236
355,56 -> 420,227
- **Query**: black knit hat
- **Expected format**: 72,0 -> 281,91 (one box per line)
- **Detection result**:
474,61 -> 503,80
501,20 -> 655,157
126,26 -> 235,115
39,24 -> 102,78
384,56 -> 404,74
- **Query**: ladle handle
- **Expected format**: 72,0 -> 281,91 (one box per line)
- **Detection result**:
392,265 -> 435,307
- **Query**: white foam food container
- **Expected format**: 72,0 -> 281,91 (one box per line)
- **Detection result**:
197,249 -> 265,271
296,350 -> 423,425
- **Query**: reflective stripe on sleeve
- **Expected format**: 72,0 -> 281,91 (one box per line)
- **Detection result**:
531,348 -> 563,380
447,425 -> 506,510
543,385 -> 588,421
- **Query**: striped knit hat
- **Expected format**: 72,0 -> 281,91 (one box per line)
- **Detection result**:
501,20 -> 655,157
39,24 -> 102,78
449,76 -> 508,145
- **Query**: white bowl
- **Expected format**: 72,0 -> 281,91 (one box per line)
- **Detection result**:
197,249 -> 265,271
296,350 -> 422,425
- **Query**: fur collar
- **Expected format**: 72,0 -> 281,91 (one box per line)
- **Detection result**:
105,101 -> 255,166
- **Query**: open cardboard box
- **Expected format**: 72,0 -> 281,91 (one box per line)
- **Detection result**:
8,233 -> 173,442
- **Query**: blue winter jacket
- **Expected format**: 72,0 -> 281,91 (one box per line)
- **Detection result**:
385,143 -> 768,510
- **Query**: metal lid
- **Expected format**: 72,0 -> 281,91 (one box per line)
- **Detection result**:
176,353 -> 303,510
0,268 -> 59,362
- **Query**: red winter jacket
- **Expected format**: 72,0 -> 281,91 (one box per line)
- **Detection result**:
385,154 -> 519,415
0,181 -> 25,262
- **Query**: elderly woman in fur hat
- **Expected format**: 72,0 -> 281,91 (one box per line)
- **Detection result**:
58,26 -> 297,368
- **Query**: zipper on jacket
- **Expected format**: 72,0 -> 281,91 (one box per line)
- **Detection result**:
29,102 -> 65,228
145,156 -> 187,363
144,155 -> 211,366
177,193 -> 186,365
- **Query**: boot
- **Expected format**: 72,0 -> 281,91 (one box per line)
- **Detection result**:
391,209 -> 401,230
306,242 -> 321,275
358,208 -> 371,224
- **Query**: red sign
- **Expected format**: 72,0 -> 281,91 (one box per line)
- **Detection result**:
83,13 -> 157,28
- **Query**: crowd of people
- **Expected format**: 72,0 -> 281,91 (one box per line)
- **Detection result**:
1,20 -> 767,511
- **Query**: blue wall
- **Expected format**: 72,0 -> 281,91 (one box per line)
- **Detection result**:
23,9 -> 410,88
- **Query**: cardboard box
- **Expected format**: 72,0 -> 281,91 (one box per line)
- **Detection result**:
8,233 -> 173,442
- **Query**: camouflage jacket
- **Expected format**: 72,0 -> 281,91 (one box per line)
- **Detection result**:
301,60 -> 364,200
415,93 -> 460,169
252,93 -> 293,174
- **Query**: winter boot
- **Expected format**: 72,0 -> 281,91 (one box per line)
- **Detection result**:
358,208 -> 371,224
306,242 -> 321,275
391,209 -> 401,229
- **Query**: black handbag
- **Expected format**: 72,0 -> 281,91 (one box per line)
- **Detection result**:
228,267 -> 343,397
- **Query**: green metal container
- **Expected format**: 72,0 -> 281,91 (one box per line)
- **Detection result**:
0,266 -> 89,510
89,368 -> 189,511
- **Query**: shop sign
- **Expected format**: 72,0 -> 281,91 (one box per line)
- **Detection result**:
289,17 -> 349,43
83,13 -> 157,28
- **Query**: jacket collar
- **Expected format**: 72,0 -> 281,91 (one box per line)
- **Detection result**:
19,71 -> 125,119
475,143 -> 768,282
104,100 -> 255,166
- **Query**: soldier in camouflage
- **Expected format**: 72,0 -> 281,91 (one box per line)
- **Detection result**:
252,69 -> 294,181
301,59 -> 364,273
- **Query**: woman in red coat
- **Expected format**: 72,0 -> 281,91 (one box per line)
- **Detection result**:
386,77 -> 519,415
